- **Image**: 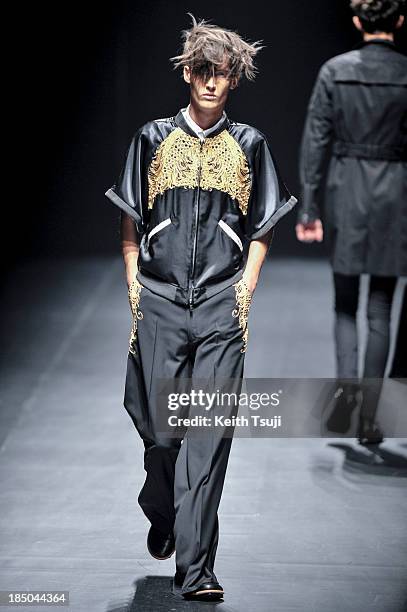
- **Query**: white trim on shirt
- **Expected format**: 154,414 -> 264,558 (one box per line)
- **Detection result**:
181,105 -> 226,141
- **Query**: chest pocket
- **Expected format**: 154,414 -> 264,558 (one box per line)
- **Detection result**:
218,219 -> 244,252
146,217 -> 172,248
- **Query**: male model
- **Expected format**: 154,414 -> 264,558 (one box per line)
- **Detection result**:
106,15 -> 297,601
296,0 -> 406,444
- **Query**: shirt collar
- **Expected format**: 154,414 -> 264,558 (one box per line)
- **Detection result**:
175,105 -> 228,140
354,38 -> 397,50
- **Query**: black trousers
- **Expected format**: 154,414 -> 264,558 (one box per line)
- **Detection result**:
333,273 -> 397,378
333,272 -> 397,420
123,277 -> 251,595
389,282 -> 407,378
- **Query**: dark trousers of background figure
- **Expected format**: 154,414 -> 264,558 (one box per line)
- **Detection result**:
333,273 -> 398,421
122,282 -> 248,596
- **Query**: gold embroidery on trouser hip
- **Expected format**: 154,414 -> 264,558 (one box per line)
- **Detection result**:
128,279 -> 144,355
232,279 -> 252,353
147,128 -> 251,215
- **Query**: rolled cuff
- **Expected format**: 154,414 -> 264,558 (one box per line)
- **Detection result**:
248,195 -> 298,240
105,187 -> 144,233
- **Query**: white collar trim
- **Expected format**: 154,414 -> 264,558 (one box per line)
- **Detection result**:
181,105 -> 226,140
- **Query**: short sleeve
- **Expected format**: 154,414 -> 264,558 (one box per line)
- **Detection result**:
244,136 -> 298,241
105,127 -> 149,237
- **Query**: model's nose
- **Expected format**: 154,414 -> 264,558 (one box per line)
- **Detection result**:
206,76 -> 216,90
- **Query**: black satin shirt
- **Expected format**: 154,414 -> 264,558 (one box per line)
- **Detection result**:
106,109 -> 297,306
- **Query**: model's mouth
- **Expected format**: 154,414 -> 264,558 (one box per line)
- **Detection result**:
202,94 -> 217,99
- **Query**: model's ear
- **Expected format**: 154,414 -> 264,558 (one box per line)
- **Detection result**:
183,66 -> 191,84
352,15 -> 363,31
229,77 -> 238,90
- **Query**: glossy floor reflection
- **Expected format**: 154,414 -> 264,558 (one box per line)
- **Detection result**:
107,576 -> 232,611
0,257 -> 406,612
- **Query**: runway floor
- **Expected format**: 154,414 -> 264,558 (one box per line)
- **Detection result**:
0,256 -> 406,612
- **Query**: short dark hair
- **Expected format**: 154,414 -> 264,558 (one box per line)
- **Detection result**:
350,0 -> 405,33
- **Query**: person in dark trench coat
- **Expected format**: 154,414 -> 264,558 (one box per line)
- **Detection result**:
296,0 -> 407,444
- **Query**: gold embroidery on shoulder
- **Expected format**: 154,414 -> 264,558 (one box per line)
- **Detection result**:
200,131 -> 251,215
148,128 -> 251,215
128,279 -> 144,355
232,279 -> 252,353
148,129 -> 201,209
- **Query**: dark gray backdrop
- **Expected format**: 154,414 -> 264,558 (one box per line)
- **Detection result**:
7,0 -> 406,274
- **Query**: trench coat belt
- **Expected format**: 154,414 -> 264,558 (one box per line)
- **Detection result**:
333,140 -> 407,161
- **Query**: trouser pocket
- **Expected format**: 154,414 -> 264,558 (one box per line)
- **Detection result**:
232,278 -> 253,353
128,278 -> 145,355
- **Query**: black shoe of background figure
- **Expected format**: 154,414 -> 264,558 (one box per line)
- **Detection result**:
357,418 -> 384,445
182,581 -> 224,601
326,384 -> 360,434
147,526 -> 175,560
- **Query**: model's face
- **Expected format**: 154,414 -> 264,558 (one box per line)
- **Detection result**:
183,60 -> 237,114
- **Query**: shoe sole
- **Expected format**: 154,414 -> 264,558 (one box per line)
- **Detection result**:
183,589 -> 224,600
358,438 -> 384,445
147,543 -> 175,560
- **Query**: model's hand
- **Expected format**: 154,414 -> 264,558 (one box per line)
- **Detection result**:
295,219 -> 323,243
242,272 -> 257,296
128,279 -> 142,315
127,276 -> 138,290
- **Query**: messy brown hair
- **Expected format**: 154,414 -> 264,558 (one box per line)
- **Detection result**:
170,13 -> 264,83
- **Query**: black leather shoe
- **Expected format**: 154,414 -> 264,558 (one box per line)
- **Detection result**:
182,581 -> 224,601
326,383 -> 360,434
357,418 -> 384,445
173,570 -> 186,588
147,526 -> 175,560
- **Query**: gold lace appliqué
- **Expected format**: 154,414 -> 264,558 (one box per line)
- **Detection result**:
232,279 -> 252,353
128,279 -> 144,355
148,128 -> 251,215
